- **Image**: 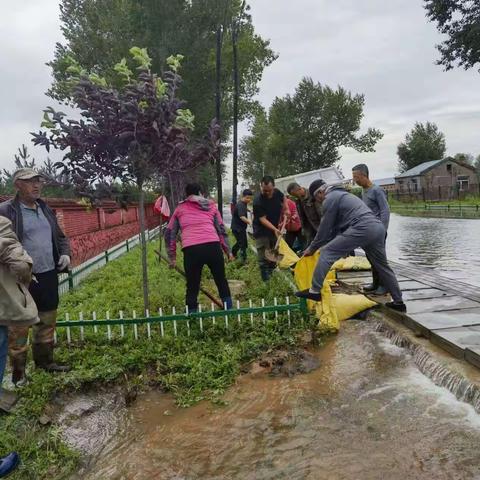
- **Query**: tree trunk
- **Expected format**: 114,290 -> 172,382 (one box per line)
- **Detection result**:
215,26 -> 223,215
232,21 -> 239,205
138,186 -> 150,315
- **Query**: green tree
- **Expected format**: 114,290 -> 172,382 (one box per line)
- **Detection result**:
454,153 -> 474,165
397,122 -> 446,172
424,0 -> 480,71
240,77 -> 382,180
239,108 -> 274,185
474,154 -> 480,176
48,0 -> 276,140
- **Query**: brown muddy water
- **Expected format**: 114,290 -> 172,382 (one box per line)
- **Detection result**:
73,321 -> 480,480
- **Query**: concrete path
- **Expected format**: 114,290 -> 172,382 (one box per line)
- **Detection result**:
337,262 -> 480,370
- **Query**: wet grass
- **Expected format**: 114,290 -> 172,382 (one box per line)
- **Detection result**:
0,242 -> 312,479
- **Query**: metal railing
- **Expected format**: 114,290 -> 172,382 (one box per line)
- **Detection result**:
55,298 -> 309,343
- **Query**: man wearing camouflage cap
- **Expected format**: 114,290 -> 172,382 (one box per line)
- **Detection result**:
0,168 -> 71,385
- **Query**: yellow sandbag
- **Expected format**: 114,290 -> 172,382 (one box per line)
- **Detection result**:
277,238 -> 300,269
294,255 -> 336,312
331,256 -> 371,271
294,255 -> 376,332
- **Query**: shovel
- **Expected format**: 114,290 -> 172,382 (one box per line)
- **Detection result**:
265,216 -> 287,264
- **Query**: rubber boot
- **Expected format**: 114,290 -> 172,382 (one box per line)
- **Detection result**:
32,343 -> 70,373
11,352 -> 28,387
0,390 -> 18,414
0,452 -> 20,477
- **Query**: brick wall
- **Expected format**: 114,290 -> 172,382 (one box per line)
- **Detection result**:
0,196 -> 160,266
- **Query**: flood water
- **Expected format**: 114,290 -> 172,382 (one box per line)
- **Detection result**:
78,322 -> 480,480
387,214 -> 480,287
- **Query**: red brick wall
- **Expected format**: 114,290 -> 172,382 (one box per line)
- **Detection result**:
0,196 -> 160,266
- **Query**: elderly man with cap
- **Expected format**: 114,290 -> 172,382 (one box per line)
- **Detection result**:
0,168 -> 71,385
295,179 -> 406,312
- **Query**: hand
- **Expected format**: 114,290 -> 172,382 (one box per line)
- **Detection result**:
57,255 -> 71,270
228,253 -> 235,262
169,259 -> 176,269
303,249 -> 313,257
274,228 -> 282,237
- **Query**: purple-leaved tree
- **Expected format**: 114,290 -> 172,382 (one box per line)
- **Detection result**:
32,47 -> 220,314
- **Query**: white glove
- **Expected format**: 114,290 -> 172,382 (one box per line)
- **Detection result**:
57,255 -> 71,270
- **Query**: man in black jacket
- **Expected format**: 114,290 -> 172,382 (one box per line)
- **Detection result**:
0,168 -> 71,385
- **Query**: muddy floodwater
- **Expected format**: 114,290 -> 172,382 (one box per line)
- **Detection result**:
76,321 -> 480,480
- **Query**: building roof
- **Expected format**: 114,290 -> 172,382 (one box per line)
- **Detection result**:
373,177 -> 395,186
275,166 -> 344,193
395,159 -> 444,179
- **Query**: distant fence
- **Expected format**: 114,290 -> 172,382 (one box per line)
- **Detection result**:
390,203 -> 480,219
58,226 -> 160,296
391,184 -> 480,202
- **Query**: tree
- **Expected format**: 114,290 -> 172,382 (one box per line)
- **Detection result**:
240,78 -> 382,180
397,122 -> 446,172
474,155 -> 480,176
454,153 -> 474,165
47,0 -> 277,199
32,48 -> 219,314
424,0 -> 480,71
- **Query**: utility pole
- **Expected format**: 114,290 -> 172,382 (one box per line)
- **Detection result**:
215,26 -> 223,215
231,19 -> 239,206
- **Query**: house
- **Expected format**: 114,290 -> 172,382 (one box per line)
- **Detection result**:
373,177 -> 396,193
394,158 -> 479,201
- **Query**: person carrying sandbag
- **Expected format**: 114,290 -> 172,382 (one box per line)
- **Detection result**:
295,180 -> 406,313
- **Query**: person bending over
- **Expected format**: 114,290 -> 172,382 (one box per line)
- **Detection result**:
295,180 -> 406,312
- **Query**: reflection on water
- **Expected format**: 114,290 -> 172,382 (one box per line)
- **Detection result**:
387,214 -> 480,286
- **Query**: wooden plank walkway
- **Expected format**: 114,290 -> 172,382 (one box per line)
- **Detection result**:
336,263 -> 480,370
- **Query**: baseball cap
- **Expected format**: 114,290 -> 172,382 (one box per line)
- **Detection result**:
12,168 -> 45,183
308,179 -> 326,198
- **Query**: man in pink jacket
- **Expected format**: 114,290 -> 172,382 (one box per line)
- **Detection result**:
166,183 -> 233,312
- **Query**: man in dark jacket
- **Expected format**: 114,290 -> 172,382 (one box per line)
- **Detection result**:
286,182 -> 322,246
295,180 -> 406,313
0,168 -> 71,385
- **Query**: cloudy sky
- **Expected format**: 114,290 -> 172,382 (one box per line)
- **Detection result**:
1,0 -> 479,180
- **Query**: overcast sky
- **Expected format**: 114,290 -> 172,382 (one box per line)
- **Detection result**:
1,1 -> 479,181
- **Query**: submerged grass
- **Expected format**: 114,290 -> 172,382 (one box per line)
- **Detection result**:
0,242 -> 313,479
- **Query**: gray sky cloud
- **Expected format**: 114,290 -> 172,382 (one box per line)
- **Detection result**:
0,1 -> 479,181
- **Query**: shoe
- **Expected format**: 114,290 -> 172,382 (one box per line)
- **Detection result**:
385,301 -> 407,313
0,390 -> 18,414
372,286 -> 388,295
32,343 -> 71,373
363,283 -> 378,293
295,289 -> 321,301
0,452 -> 20,477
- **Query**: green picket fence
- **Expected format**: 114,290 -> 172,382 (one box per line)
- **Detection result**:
54,297 -> 309,344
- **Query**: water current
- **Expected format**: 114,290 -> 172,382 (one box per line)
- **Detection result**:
77,321 -> 480,480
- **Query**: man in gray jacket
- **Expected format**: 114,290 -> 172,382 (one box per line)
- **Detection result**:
295,180 -> 406,312
0,168 -> 71,385
352,164 -> 390,295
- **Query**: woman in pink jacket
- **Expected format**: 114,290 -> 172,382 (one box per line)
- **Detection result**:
166,183 -> 233,312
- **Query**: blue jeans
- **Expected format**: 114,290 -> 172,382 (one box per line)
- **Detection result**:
0,326 -> 7,388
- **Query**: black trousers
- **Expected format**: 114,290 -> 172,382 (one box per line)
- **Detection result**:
232,229 -> 248,260
29,269 -> 59,312
183,242 -> 231,310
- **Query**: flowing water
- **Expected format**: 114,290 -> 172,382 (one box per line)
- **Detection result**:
387,214 -> 480,286
77,321 -> 480,480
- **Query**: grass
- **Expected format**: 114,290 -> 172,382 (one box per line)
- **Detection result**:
0,240 -> 313,479
389,196 -> 480,207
